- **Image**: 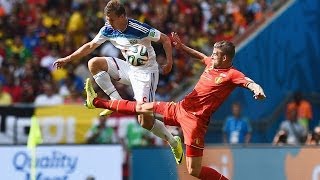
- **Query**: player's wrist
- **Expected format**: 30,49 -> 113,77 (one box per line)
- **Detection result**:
247,82 -> 255,92
166,60 -> 173,66
65,56 -> 72,62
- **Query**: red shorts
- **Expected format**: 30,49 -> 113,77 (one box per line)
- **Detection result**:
154,101 -> 208,156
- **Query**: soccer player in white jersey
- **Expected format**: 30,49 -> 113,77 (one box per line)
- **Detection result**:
53,0 -> 183,163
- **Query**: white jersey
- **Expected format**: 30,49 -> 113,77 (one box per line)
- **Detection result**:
92,18 -> 161,71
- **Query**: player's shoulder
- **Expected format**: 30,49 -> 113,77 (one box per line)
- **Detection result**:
100,22 -> 115,35
127,18 -> 154,35
229,67 -> 240,72
124,19 -> 154,38
128,18 -> 152,29
228,67 -> 244,76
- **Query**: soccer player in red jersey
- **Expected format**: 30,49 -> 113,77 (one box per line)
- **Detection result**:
84,32 -> 266,180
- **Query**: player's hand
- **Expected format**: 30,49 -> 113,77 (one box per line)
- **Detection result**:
160,63 -> 173,75
53,57 -> 70,69
253,87 -> 266,100
248,83 -> 266,100
171,32 -> 183,49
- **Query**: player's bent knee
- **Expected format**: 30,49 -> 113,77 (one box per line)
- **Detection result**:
88,57 -> 108,73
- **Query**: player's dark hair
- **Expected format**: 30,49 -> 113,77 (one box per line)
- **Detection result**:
214,41 -> 235,59
104,0 -> 126,16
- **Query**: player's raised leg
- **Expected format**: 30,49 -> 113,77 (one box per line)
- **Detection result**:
88,57 -> 123,100
171,136 -> 183,164
130,71 -> 183,164
88,57 -> 130,116
84,78 -> 183,164
85,78 -> 97,109
186,146 -> 228,180
85,78 -> 135,113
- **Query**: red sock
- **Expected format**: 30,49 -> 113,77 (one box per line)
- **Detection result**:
93,98 -> 137,115
199,166 -> 228,180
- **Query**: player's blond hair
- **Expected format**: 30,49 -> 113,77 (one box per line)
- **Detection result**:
214,41 -> 235,59
104,0 -> 126,16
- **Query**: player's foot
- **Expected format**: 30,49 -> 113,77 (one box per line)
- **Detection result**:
84,78 -> 97,109
99,109 -> 113,117
171,136 -> 184,164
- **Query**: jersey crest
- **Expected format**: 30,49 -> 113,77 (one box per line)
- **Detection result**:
215,77 -> 223,84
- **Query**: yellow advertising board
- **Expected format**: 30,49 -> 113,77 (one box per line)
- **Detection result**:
35,105 -> 106,144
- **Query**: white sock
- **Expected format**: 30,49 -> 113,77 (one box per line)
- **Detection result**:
93,71 -> 122,100
150,119 -> 177,148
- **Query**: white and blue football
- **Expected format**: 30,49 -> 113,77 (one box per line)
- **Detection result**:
127,44 -> 148,66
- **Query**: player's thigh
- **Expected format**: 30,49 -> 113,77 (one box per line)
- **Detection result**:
154,102 -> 180,126
177,111 -> 206,149
105,57 -> 131,85
129,71 -> 159,102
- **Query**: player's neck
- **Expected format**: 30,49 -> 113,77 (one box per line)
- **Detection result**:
215,64 -> 233,70
119,18 -> 128,32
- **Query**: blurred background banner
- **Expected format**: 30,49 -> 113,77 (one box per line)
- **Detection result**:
0,105 -> 137,144
0,106 -> 34,144
0,145 -> 123,180
34,105 -> 103,144
132,146 -> 320,180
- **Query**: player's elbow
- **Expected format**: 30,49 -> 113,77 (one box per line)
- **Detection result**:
160,33 -> 171,45
87,41 -> 99,50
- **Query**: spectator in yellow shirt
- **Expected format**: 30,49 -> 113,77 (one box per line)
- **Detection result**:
0,82 -> 12,106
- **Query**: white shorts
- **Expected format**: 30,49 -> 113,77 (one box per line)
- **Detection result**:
105,57 -> 159,102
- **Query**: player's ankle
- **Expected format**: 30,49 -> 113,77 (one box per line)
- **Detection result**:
169,139 -> 178,148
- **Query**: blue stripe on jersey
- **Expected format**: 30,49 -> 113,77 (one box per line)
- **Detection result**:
101,19 -> 152,39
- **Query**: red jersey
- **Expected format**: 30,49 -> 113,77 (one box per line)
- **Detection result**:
181,57 -> 252,122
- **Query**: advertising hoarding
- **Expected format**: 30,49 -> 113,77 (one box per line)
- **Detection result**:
0,145 -> 123,180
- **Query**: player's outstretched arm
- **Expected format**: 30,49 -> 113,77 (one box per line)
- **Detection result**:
53,41 -> 100,69
158,33 -> 173,75
171,32 -> 207,61
247,82 -> 266,100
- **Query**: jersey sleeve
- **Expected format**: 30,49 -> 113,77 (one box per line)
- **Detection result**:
138,20 -> 160,41
231,70 -> 254,87
204,57 -> 212,65
92,26 -> 109,45
145,25 -> 161,42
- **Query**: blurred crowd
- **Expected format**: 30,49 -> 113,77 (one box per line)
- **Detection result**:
221,92 -> 316,147
0,0 -> 272,105
273,92 -> 316,146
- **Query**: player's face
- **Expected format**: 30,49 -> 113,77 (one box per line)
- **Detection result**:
106,12 -> 125,30
210,48 -> 226,68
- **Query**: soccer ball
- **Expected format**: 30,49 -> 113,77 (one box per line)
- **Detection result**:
126,44 -> 148,66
